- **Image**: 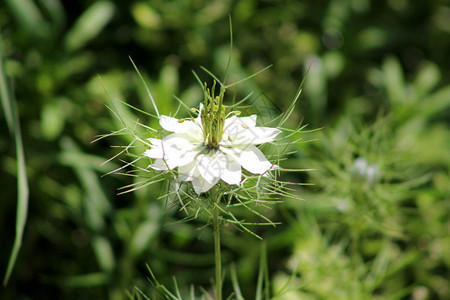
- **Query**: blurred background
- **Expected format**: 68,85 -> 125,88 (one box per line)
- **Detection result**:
1,0 -> 449,299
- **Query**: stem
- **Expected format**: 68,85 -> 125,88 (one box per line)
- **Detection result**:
213,200 -> 222,300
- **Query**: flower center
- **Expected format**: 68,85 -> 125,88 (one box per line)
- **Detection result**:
201,81 -> 226,149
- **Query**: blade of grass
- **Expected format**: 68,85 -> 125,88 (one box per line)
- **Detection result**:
1,40 -> 29,286
0,45 -> 13,133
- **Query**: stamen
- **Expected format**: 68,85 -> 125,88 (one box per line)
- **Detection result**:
200,81 -> 227,148
225,111 -> 241,118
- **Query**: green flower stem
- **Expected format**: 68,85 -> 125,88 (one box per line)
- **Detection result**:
213,198 -> 222,300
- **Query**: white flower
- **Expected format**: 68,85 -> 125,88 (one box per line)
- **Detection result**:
144,105 -> 281,194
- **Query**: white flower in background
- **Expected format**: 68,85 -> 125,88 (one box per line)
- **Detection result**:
144,85 -> 281,194
351,157 -> 380,184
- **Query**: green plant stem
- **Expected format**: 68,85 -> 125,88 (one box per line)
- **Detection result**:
213,201 -> 222,300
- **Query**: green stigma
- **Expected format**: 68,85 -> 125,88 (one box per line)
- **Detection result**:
201,81 -> 226,149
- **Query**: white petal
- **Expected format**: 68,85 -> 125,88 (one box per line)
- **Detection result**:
231,127 -> 281,145
222,145 -> 273,174
150,159 -> 168,170
159,115 -> 183,132
220,154 -> 242,185
223,115 -> 256,141
224,115 -> 257,132
196,151 -> 226,184
191,171 -> 220,194
159,115 -> 203,137
144,147 -> 163,159
222,115 -> 280,146
148,137 -> 161,145
145,135 -> 191,159
178,160 -> 196,181
145,134 -> 200,169
144,138 -> 164,159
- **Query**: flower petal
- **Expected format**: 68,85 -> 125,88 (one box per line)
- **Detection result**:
230,126 -> 281,145
145,134 -> 200,169
220,154 -> 242,185
144,138 -> 164,159
222,145 -> 274,174
196,151 -> 226,184
224,115 -> 257,131
145,135 -> 190,159
178,160 -> 196,181
150,159 -> 168,170
159,115 -> 202,136
222,115 -> 280,146
191,171 -> 220,194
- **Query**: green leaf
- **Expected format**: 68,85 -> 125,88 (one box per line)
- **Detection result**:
60,137 -> 112,230
131,2 -> 162,30
304,56 -> 327,123
64,1 -> 115,52
37,0 -> 66,32
1,39 -> 29,286
130,219 -> 158,257
6,0 -> 50,39
46,272 -> 109,287
92,236 -> 115,273
383,56 -> 405,105
421,85 -> 450,119
414,61 -> 440,97
41,101 -> 65,140
60,137 -> 115,272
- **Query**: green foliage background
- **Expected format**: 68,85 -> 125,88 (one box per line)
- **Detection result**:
1,0 -> 449,299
